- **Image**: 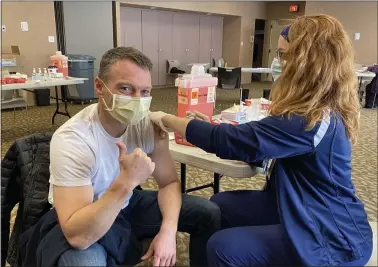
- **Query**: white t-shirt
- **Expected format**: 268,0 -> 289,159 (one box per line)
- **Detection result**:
48,104 -> 155,209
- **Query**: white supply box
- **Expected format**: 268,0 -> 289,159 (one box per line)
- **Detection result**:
221,104 -> 247,123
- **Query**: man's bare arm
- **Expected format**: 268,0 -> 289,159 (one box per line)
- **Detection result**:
54,179 -> 132,250
150,128 -> 182,232
54,143 -> 155,250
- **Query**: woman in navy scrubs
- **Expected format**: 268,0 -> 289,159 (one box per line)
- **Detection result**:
150,14 -> 372,266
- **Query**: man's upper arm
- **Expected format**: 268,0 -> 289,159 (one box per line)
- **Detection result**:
150,127 -> 178,188
50,132 -> 95,225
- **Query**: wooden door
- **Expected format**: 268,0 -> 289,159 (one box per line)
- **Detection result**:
158,11 -> 173,85
120,7 -> 142,51
142,9 -> 159,86
199,15 -> 212,65
210,16 -> 224,63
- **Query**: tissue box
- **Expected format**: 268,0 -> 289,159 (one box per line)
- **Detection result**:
1,45 -> 20,66
221,105 -> 247,122
1,58 -> 17,67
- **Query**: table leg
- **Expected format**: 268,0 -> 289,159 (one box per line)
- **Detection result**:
180,163 -> 186,194
214,173 -> 222,194
52,86 -> 59,124
180,165 -> 222,194
358,77 -> 363,103
61,85 -> 71,118
52,85 -> 71,125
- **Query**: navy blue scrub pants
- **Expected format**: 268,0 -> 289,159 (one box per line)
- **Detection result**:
207,190 -> 301,266
207,190 -> 373,267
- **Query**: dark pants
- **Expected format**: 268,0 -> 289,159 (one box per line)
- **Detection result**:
207,190 -> 299,266
58,189 -> 221,266
207,190 -> 373,267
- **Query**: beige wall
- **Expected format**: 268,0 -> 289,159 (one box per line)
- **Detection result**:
260,1 -> 305,74
305,1 -> 378,66
2,2 -> 57,104
119,1 -> 267,83
223,16 -> 242,67
267,1 -> 306,19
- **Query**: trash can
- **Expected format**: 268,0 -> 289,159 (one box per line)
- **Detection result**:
67,55 -> 96,102
35,88 -> 50,106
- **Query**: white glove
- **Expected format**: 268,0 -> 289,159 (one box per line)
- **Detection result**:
186,111 -> 211,122
148,111 -> 172,132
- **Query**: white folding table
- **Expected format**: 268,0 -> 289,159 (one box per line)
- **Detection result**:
169,101 -> 265,194
170,141 -> 260,194
1,77 -> 88,124
210,67 -> 376,103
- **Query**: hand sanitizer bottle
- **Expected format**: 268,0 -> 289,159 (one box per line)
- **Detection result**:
38,68 -> 42,80
32,68 -> 37,81
43,68 -> 48,81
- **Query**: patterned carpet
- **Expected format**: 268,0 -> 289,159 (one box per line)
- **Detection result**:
2,82 -> 377,266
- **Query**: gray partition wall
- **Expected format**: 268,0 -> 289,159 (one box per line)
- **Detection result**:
63,1 -> 113,76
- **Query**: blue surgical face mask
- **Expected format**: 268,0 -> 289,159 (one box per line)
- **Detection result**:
271,57 -> 282,81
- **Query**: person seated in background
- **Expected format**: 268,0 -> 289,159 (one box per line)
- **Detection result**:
22,47 -> 220,267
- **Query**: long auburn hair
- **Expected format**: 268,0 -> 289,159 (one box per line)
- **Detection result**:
269,14 -> 360,145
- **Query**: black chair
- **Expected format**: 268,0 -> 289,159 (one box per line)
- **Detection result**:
263,88 -> 271,99
217,67 -> 249,101
217,67 -> 241,89
1,133 -> 150,267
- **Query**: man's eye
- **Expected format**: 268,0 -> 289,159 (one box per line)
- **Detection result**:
120,87 -> 133,93
141,90 -> 150,96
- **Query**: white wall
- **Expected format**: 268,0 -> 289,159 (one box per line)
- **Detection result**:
63,1 -> 114,75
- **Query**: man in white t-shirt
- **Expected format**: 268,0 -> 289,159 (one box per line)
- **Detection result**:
49,47 -> 221,266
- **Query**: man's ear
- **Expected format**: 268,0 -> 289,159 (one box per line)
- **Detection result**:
94,77 -> 103,98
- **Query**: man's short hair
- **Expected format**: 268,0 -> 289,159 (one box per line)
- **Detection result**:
98,47 -> 153,81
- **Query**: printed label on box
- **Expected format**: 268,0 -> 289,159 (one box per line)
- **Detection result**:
207,86 -> 215,103
178,96 -> 188,104
191,88 -> 199,105
178,88 -> 188,96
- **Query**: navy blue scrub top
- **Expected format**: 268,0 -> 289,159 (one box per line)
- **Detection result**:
186,113 -> 372,266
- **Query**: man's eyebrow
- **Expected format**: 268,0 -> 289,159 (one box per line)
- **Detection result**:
115,82 -> 152,91
115,82 -> 135,88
